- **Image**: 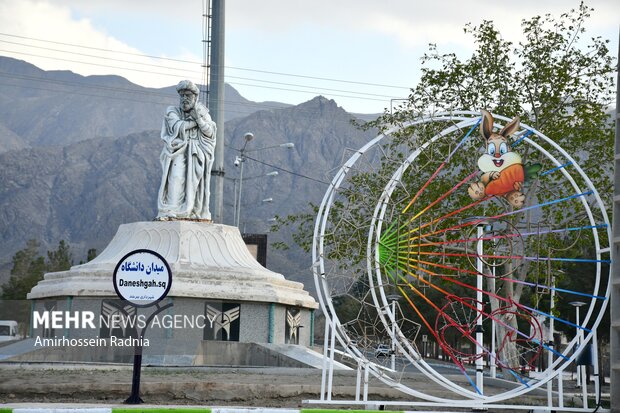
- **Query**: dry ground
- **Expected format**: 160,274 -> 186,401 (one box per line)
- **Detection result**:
0,362 -> 602,410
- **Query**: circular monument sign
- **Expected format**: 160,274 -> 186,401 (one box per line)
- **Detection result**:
113,249 -> 172,307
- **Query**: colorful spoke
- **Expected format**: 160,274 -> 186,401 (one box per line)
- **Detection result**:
540,161 -> 574,177
511,129 -> 534,147
401,118 -> 481,215
391,256 -> 548,376
394,249 -> 609,265
411,223 -> 608,249
384,190 -> 593,250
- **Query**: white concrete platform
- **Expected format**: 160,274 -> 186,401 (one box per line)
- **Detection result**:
28,221 -> 317,309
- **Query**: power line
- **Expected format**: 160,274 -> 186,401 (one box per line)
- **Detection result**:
0,71 -> 174,98
0,80 -> 169,107
0,70 -> 379,125
0,32 -> 198,64
0,49 -> 199,79
1,48 -> 395,105
0,49 -> 392,103
0,32 -> 412,90
242,154 -> 330,185
0,40 -> 402,101
226,75 -> 400,99
227,81 -> 391,102
0,77 -> 287,120
0,39 -> 196,73
226,65 -> 411,90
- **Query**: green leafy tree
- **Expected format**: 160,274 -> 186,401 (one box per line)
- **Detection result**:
368,2 -> 615,351
276,3 -> 615,373
1,239 -> 76,301
1,240 -> 99,326
1,239 -> 46,300
279,2 -> 615,251
79,248 -> 98,265
86,248 -> 98,262
46,240 -> 73,273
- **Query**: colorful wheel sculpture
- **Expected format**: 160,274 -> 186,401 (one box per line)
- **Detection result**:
312,110 -> 610,404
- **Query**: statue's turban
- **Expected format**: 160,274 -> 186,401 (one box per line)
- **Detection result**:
176,80 -> 200,96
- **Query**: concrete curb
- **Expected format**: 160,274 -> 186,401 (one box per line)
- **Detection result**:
0,408 -> 408,413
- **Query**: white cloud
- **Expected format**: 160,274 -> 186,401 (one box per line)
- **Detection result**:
0,0 -> 616,113
228,0 -> 618,49
0,0 -> 196,88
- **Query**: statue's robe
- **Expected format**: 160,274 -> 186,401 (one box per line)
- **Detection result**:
157,104 -> 216,220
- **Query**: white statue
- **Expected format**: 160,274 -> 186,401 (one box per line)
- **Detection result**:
156,80 -> 217,221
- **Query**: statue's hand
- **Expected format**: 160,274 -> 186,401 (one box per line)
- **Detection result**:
170,137 -> 184,149
182,119 -> 197,134
194,102 -> 209,117
201,121 -> 216,137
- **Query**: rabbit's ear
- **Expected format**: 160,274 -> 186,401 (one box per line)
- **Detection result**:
480,109 -> 494,141
499,116 -> 520,137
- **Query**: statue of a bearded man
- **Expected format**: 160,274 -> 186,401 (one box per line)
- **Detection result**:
156,80 -> 216,221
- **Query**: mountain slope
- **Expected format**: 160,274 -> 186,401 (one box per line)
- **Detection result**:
0,95 -> 377,292
0,56 -> 289,151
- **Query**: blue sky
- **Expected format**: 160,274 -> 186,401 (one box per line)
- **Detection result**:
0,0 -> 617,114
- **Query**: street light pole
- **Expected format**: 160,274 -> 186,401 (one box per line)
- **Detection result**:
232,135 -> 294,228
234,132 -> 253,228
231,172 -> 277,227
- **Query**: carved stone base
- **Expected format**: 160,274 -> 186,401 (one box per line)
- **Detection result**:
153,216 -> 212,223
27,221 -> 317,309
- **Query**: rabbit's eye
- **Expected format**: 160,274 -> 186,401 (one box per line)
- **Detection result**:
500,142 -> 508,155
487,143 -> 496,156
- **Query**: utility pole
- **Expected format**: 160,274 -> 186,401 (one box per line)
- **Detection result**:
610,29 -> 619,413
206,0 -> 226,223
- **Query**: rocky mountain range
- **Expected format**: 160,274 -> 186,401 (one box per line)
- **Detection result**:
0,56 -> 378,291
0,56 -> 290,151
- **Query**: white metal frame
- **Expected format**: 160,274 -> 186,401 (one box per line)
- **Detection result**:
307,111 -> 611,411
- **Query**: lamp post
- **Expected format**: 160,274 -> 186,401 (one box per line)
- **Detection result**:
230,171 -> 277,226
240,209 -> 279,233
234,132 -> 254,227
233,133 -> 294,227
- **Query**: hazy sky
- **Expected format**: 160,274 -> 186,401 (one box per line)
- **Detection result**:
0,0 -> 617,114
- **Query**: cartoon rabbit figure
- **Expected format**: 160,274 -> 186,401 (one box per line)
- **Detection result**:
468,110 -> 525,208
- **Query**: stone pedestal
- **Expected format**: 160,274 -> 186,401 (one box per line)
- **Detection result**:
29,221 -> 316,308
25,222 -> 318,365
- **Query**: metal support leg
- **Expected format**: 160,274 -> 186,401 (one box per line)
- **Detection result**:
593,333 -> 601,406
355,361 -> 362,401
320,316 -> 329,401
547,342 -> 554,408
363,364 -> 369,402
327,314 -> 337,401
